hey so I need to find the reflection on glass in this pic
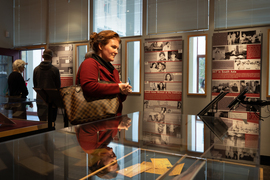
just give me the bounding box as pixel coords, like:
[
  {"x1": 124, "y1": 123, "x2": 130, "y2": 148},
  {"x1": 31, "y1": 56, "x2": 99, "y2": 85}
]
[
  {"x1": 188, "y1": 35, "x2": 207, "y2": 94},
  {"x1": 76, "y1": 115, "x2": 132, "y2": 178},
  {"x1": 187, "y1": 115, "x2": 204, "y2": 153},
  {"x1": 0, "y1": 55, "x2": 12, "y2": 97}
]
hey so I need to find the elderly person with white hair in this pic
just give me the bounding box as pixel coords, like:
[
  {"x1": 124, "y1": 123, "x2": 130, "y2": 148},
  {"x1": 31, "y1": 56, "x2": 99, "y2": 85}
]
[{"x1": 8, "y1": 59, "x2": 32, "y2": 119}]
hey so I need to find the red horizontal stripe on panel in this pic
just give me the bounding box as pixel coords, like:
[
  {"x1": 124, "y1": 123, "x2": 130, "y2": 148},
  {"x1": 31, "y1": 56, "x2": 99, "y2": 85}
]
[
  {"x1": 144, "y1": 91, "x2": 182, "y2": 101},
  {"x1": 212, "y1": 70, "x2": 260, "y2": 80},
  {"x1": 144, "y1": 81, "x2": 182, "y2": 83}
]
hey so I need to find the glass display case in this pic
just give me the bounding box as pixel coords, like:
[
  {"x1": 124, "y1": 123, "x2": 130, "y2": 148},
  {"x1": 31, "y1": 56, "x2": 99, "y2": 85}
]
[{"x1": 0, "y1": 112, "x2": 261, "y2": 179}]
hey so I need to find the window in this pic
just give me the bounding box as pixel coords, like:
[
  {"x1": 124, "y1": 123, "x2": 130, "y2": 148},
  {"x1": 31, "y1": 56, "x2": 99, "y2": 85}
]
[
  {"x1": 147, "y1": 0, "x2": 208, "y2": 34},
  {"x1": 126, "y1": 39, "x2": 141, "y2": 94},
  {"x1": 48, "y1": 0, "x2": 88, "y2": 43},
  {"x1": 187, "y1": 115, "x2": 204, "y2": 153},
  {"x1": 75, "y1": 43, "x2": 89, "y2": 75},
  {"x1": 215, "y1": 0, "x2": 270, "y2": 29},
  {"x1": 124, "y1": 111, "x2": 140, "y2": 144},
  {"x1": 14, "y1": 0, "x2": 47, "y2": 46},
  {"x1": 93, "y1": 0, "x2": 142, "y2": 37},
  {"x1": 188, "y1": 35, "x2": 207, "y2": 95}
]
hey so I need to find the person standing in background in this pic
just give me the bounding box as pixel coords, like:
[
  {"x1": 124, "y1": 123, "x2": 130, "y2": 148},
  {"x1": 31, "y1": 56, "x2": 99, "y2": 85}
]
[
  {"x1": 8, "y1": 59, "x2": 33, "y2": 119},
  {"x1": 33, "y1": 49, "x2": 61, "y2": 123}
]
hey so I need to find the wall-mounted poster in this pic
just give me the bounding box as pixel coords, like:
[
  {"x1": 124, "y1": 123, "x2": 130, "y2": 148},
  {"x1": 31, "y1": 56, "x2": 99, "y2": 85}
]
[
  {"x1": 49, "y1": 44, "x2": 74, "y2": 87},
  {"x1": 210, "y1": 30, "x2": 261, "y2": 162},
  {"x1": 143, "y1": 37, "x2": 183, "y2": 148}
]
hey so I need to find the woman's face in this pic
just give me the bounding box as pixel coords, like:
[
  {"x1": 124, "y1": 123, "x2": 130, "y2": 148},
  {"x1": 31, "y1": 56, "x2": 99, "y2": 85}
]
[
  {"x1": 19, "y1": 66, "x2": 25, "y2": 73},
  {"x1": 171, "y1": 54, "x2": 176, "y2": 59},
  {"x1": 100, "y1": 148, "x2": 117, "y2": 171},
  {"x1": 159, "y1": 54, "x2": 165, "y2": 59},
  {"x1": 99, "y1": 38, "x2": 119, "y2": 62},
  {"x1": 166, "y1": 74, "x2": 170, "y2": 79}
]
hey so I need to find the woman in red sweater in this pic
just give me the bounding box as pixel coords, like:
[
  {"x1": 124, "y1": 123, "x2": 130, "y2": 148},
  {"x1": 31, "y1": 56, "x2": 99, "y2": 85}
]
[{"x1": 76, "y1": 30, "x2": 132, "y2": 116}]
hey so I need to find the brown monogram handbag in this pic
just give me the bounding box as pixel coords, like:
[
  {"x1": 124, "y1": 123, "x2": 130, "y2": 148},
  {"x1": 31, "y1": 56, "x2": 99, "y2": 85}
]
[{"x1": 59, "y1": 65, "x2": 119, "y2": 125}]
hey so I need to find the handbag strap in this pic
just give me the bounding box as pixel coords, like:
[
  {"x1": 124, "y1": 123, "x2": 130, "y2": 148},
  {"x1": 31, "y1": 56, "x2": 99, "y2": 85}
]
[{"x1": 77, "y1": 61, "x2": 101, "y2": 85}]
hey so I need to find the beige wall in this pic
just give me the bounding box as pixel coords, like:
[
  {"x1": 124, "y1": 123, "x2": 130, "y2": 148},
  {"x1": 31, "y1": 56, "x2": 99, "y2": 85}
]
[{"x1": 0, "y1": 1, "x2": 13, "y2": 48}]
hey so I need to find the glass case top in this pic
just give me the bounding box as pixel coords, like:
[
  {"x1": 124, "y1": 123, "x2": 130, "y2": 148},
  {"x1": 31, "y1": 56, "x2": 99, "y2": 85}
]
[{"x1": 0, "y1": 111, "x2": 261, "y2": 180}]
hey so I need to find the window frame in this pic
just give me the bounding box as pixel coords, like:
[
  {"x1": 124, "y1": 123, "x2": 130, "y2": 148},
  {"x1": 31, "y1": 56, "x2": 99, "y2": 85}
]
[
  {"x1": 267, "y1": 29, "x2": 270, "y2": 97},
  {"x1": 74, "y1": 43, "x2": 89, "y2": 75},
  {"x1": 187, "y1": 34, "x2": 208, "y2": 96},
  {"x1": 125, "y1": 39, "x2": 142, "y2": 95}
]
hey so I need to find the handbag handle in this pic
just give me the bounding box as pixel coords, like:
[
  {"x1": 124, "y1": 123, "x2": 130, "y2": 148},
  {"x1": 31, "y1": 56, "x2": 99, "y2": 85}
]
[{"x1": 77, "y1": 61, "x2": 101, "y2": 85}]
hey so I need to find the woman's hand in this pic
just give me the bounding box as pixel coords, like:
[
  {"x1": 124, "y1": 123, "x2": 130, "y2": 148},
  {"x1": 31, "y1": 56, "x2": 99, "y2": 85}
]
[
  {"x1": 118, "y1": 116, "x2": 131, "y2": 130},
  {"x1": 119, "y1": 83, "x2": 132, "y2": 95}
]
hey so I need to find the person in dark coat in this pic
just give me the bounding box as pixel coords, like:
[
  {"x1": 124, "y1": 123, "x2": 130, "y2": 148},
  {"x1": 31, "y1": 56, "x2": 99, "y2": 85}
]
[
  {"x1": 8, "y1": 59, "x2": 33, "y2": 119},
  {"x1": 33, "y1": 49, "x2": 61, "y2": 122}
]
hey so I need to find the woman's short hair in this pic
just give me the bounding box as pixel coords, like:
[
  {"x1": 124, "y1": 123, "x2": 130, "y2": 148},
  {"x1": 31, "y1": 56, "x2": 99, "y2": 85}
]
[
  {"x1": 90, "y1": 30, "x2": 121, "y2": 53},
  {"x1": 13, "y1": 59, "x2": 26, "y2": 72}
]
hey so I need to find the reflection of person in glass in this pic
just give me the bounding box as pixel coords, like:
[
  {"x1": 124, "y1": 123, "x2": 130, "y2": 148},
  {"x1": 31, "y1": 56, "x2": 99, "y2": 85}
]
[
  {"x1": 158, "y1": 52, "x2": 166, "y2": 61},
  {"x1": 76, "y1": 116, "x2": 131, "y2": 179},
  {"x1": 164, "y1": 73, "x2": 173, "y2": 81}
]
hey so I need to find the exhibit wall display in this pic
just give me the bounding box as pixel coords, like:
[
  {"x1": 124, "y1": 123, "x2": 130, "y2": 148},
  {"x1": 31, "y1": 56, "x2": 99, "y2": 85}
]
[
  {"x1": 49, "y1": 44, "x2": 74, "y2": 87},
  {"x1": 210, "y1": 30, "x2": 262, "y2": 162},
  {"x1": 142, "y1": 37, "x2": 183, "y2": 148}
]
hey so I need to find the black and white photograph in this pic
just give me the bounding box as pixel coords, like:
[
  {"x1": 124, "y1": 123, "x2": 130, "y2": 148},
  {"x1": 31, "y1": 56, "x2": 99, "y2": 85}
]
[
  {"x1": 212, "y1": 46, "x2": 225, "y2": 60},
  {"x1": 162, "y1": 41, "x2": 171, "y2": 51},
  {"x1": 145, "y1": 61, "x2": 182, "y2": 73},
  {"x1": 235, "y1": 59, "x2": 260, "y2": 70},
  {"x1": 168, "y1": 51, "x2": 181, "y2": 61},
  {"x1": 225, "y1": 44, "x2": 247, "y2": 60},
  {"x1": 166, "y1": 124, "x2": 181, "y2": 138},
  {"x1": 148, "y1": 62, "x2": 166, "y2": 72},
  {"x1": 144, "y1": 41, "x2": 163, "y2": 52},
  {"x1": 239, "y1": 80, "x2": 261, "y2": 94},
  {"x1": 164, "y1": 73, "x2": 173, "y2": 81},
  {"x1": 227, "y1": 31, "x2": 240, "y2": 45},
  {"x1": 240, "y1": 30, "x2": 262, "y2": 44},
  {"x1": 157, "y1": 52, "x2": 167, "y2": 61}
]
